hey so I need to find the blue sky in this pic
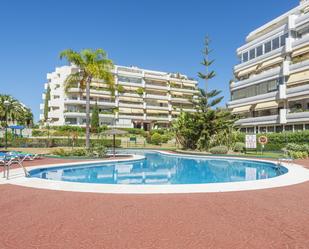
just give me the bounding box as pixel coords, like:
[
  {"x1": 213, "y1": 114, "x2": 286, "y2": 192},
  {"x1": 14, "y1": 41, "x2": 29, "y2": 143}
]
[{"x1": 0, "y1": 0, "x2": 297, "y2": 121}]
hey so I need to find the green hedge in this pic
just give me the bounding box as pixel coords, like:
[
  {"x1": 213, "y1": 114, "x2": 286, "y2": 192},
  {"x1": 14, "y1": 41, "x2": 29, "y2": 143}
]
[
  {"x1": 2, "y1": 138, "x2": 121, "y2": 148},
  {"x1": 234, "y1": 131, "x2": 309, "y2": 151}
]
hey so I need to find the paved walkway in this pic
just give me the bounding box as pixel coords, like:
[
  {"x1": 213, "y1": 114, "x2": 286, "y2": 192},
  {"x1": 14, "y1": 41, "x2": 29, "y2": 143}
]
[{"x1": 0, "y1": 157, "x2": 308, "y2": 249}]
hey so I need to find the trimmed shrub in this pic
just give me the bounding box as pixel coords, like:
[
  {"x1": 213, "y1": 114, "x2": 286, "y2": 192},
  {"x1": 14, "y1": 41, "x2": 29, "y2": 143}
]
[
  {"x1": 161, "y1": 134, "x2": 169, "y2": 143},
  {"x1": 5, "y1": 138, "x2": 121, "y2": 148},
  {"x1": 234, "y1": 142, "x2": 245, "y2": 152},
  {"x1": 209, "y1": 146, "x2": 228, "y2": 154},
  {"x1": 32, "y1": 129, "x2": 48, "y2": 137},
  {"x1": 150, "y1": 133, "x2": 162, "y2": 145}
]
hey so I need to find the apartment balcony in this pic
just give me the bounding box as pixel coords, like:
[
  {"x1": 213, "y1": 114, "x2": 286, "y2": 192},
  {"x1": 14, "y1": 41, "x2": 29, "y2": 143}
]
[
  {"x1": 144, "y1": 73, "x2": 169, "y2": 81},
  {"x1": 118, "y1": 102, "x2": 143, "y2": 109},
  {"x1": 287, "y1": 111, "x2": 309, "y2": 123},
  {"x1": 64, "y1": 112, "x2": 115, "y2": 118},
  {"x1": 295, "y1": 12, "x2": 309, "y2": 28},
  {"x1": 118, "y1": 114, "x2": 144, "y2": 120},
  {"x1": 176, "y1": 108, "x2": 196, "y2": 112},
  {"x1": 64, "y1": 99, "x2": 116, "y2": 107},
  {"x1": 146, "y1": 116, "x2": 169, "y2": 121},
  {"x1": 231, "y1": 67, "x2": 281, "y2": 90},
  {"x1": 287, "y1": 84, "x2": 309, "y2": 98},
  {"x1": 169, "y1": 87, "x2": 197, "y2": 94},
  {"x1": 48, "y1": 99, "x2": 61, "y2": 107},
  {"x1": 117, "y1": 67, "x2": 142, "y2": 77},
  {"x1": 170, "y1": 96, "x2": 192, "y2": 104},
  {"x1": 118, "y1": 81, "x2": 143, "y2": 88},
  {"x1": 145, "y1": 83, "x2": 168, "y2": 90},
  {"x1": 146, "y1": 104, "x2": 169, "y2": 111},
  {"x1": 292, "y1": 35, "x2": 309, "y2": 50},
  {"x1": 145, "y1": 94, "x2": 169, "y2": 100},
  {"x1": 48, "y1": 111, "x2": 62, "y2": 119},
  {"x1": 228, "y1": 91, "x2": 278, "y2": 108},
  {"x1": 290, "y1": 59, "x2": 309, "y2": 73},
  {"x1": 120, "y1": 92, "x2": 140, "y2": 98},
  {"x1": 235, "y1": 115, "x2": 279, "y2": 126},
  {"x1": 67, "y1": 87, "x2": 111, "y2": 96},
  {"x1": 234, "y1": 47, "x2": 285, "y2": 72}
]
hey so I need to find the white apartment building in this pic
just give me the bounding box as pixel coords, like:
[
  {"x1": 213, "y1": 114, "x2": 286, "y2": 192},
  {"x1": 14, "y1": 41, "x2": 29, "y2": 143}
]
[
  {"x1": 229, "y1": 0, "x2": 309, "y2": 133},
  {"x1": 39, "y1": 65, "x2": 198, "y2": 130}
]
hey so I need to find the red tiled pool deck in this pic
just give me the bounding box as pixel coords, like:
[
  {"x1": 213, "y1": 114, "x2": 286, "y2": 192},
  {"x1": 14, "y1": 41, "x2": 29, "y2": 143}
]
[{"x1": 0, "y1": 158, "x2": 309, "y2": 249}]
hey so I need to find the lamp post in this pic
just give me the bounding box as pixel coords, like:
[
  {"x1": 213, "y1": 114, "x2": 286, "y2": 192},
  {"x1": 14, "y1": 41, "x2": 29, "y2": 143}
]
[{"x1": 4, "y1": 100, "x2": 10, "y2": 150}]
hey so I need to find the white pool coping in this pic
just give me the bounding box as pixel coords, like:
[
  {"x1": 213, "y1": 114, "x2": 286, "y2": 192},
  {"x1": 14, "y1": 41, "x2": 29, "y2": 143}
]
[{"x1": 1, "y1": 151, "x2": 309, "y2": 194}]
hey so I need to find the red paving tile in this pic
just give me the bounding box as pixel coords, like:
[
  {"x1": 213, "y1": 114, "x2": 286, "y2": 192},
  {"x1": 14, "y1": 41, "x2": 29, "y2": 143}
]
[{"x1": 0, "y1": 157, "x2": 308, "y2": 249}]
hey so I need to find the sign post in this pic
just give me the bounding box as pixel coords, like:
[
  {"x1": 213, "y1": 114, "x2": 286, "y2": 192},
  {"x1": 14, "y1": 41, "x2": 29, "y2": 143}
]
[
  {"x1": 258, "y1": 136, "x2": 268, "y2": 155},
  {"x1": 245, "y1": 135, "x2": 257, "y2": 153}
]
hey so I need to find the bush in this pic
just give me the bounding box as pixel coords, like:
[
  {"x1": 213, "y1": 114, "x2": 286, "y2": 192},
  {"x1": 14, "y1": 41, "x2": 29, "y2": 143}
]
[
  {"x1": 234, "y1": 131, "x2": 309, "y2": 151},
  {"x1": 120, "y1": 128, "x2": 145, "y2": 136},
  {"x1": 234, "y1": 142, "x2": 245, "y2": 152},
  {"x1": 288, "y1": 151, "x2": 308, "y2": 159},
  {"x1": 32, "y1": 129, "x2": 48, "y2": 137},
  {"x1": 52, "y1": 145, "x2": 107, "y2": 158},
  {"x1": 4, "y1": 137, "x2": 121, "y2": 148},
  {"x1": 150, "y1": 133, "x2": 162, "y2": 145},
  {"x1": 161, "y1": 134, "x2": 169, "y2": 143},
  {"x1": 209, "y1": 146, "x2": 228, "y2": 154}
]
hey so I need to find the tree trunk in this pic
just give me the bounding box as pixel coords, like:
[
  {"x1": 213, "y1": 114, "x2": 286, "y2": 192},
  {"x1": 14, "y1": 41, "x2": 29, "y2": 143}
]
[{"x1": 85, "y1": 77, "x2": 92, "y2": 149}]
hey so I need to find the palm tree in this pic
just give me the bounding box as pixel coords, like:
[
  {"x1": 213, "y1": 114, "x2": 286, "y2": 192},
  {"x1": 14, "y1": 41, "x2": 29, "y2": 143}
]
[
  {"x1": 60, "y1": 48, "x2": 114, "y2": 148},
  {"x1": 0, "y1": 95, "x2": 33, "y2": 127}
]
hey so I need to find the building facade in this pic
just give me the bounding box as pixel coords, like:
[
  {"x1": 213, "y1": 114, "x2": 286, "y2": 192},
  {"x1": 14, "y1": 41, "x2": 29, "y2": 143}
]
[
  {"x1": 229, "y1": 0, "x2": 309, "y2": 133},
  {"x1": 40, "y1": 65, "x2": 198, "y2": 130}
]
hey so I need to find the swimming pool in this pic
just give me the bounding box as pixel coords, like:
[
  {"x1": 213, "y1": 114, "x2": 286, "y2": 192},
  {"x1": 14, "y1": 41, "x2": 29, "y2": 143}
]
[{"x1": 29, "y1": 151, "x2": 288, "y2": 185}]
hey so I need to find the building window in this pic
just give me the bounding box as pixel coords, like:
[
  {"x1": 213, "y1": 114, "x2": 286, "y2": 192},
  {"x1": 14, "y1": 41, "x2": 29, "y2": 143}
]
[
  {"x1": 275, "y1": 126, "x2": 283, "y2": 133},
  {"x1": 267, "y1": 126, "x2": 275, "y2": 133},
  {"x1": 259, "y1": 127, "x2": 267, "y2": 133},
  {"x1": 242, "y1": 52, "x2": 249, "y2": 62},
  {"x1": 256, "y1": 45, "x2": 263, "y2": 57},
  {"x1": 247, "y1": 127, "x2": 254, "y2": 133},
  {"x1": 272, "y1": 37, "x2": 280, "y2": 50},
  {"x1": 294, "y1": 124, "x2": 304, "y2": 131},
  {"x1": 265, "y1": 41, "x2": 272, "y2": 53},
  {"x1": 305, "y1": 124, "x2": 309, "y2": 130},
  {"x1": 285, "y1": 125, "x2": 293, "y2": 131},
  {"x1": 249, "y1": 48, "x2": 256, "y2": 60},
  {"x1": 280, "y1": 33, "x2": 288, "y2": 46}
]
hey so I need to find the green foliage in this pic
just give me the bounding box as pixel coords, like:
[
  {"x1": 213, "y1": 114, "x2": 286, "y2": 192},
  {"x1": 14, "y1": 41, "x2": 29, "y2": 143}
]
[
  {"x1": 288, "y1": 151, "x2": 308, "y2": 159},
  {"x1": 52, "y1": 144, "x2": 107, "y2": 158},
  {"x1": 44, "y1": 85, "x2": 51, "y2": 121},
  {"x1": 32, "y1": 129, "x2": 48, "y2": 137},
  {"x1": 4, "y1": 137, "x2": 121, "y2": 148},
  {"x1": 120, "y1": 128, "x2": 145, "y2": 136},
  {"x1": 60, "y1": 48, "x2": 114, "y2": 147},
  {"x1": 136, "y1": 87, "x2": 144, "y2": 95},
  {"x1": 150, "y1": 133, "x2": 162, "y2": 145},
  {"x1": 91, "y1": 102, "x2": 100, "y2": 133},
  {"x1": 0, "y1": 94, "x2": 33, "y2": 127},
  {"x1": 233, "y1": 131, "x2": 309, "y2": 151},
  {"x1": 161, "y1": 134, "x2": 170, "y2": 143},
  {"x1": 117, "y1": 85, "x2": 125, "y2": 93},
  {"x1": 209, "y1": 146, "x2": 228, "y2": 154},
  {"x1": 234, "y1": 142, "x2": 245, "y2": 152}
]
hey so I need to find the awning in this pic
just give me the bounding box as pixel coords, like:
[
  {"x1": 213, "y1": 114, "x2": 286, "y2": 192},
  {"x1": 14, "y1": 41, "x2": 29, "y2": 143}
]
[
  {"x1": 254, "y1": 101, "x2": 278, "y2": 111},
  {"x1": 288, "y1": 95, "x2": 309, "y2": 101},
  {"x1": 287, "y1": 70, "x2": 309, "y2": 85},
  {"x1": 236, "y1": 65, "x2": 257, "y2": 77},
  {"x1": 260, "y1": 57, "x2": 283, "y2": 69},
  {"x1": 231, "y1": 105, "x2": 251, "y2": 113},
  {"x1": 292, "y1": 45, "x2": 309, "y2": 57}
]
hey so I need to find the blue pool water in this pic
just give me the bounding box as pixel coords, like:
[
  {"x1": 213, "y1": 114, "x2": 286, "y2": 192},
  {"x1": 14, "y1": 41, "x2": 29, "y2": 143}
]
[{"x1": 29, "y1": 151, "x2": 288, "y2": 185}]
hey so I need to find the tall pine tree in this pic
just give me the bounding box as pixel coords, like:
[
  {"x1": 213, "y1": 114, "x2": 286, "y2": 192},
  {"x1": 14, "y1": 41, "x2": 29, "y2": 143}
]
[{"x1": 198, "y1": 36, "x2": 216, "y2": 93}]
